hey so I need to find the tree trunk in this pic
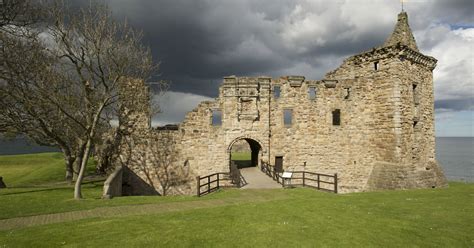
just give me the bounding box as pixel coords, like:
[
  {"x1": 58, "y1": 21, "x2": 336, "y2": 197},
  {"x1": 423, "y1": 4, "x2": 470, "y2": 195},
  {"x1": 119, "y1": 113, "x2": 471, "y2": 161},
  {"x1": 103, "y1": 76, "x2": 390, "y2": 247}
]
[
  {"x1": 74, "y1": 99, "x2": 107, "y2": 199},
  {"x1": 65, "y1": 157, "x2": 74, "y2": 183},
  {"x1": 74, "y1": 138, "x2": 92, "y2": 199},
  {"x1": 60, "y1": 148, "x2": 75, "y2": 183},
  {"x1": 72, "y1": 156, "x2": 82, "y2": 181}
]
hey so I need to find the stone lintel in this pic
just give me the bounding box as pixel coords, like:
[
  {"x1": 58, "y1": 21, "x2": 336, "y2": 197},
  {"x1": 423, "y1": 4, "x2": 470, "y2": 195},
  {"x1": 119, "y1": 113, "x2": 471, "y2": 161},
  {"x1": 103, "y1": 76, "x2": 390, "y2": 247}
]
[
  {"x1": 287, "y1": 75, "x2": 305, "y2": 87},
  {"x1": 323, "y1": 80, "x2": 338, "y2": 88},
  {"x1": 223, "y1": 75, "x2": 237, "y2": 84},
  {"x1": 258, "y1": 76, "x2": 272, "y2": 82}
]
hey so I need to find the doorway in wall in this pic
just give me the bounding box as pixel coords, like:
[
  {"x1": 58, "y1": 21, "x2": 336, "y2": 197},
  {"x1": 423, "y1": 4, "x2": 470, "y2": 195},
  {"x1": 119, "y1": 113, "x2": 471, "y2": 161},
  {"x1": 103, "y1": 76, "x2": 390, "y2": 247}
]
[
  {"x1": 229, "y1": 138, "x2": 262, "y2": 169},
  {"x1": 275, "y1": 156, "x2": 283, "y2": 173}
]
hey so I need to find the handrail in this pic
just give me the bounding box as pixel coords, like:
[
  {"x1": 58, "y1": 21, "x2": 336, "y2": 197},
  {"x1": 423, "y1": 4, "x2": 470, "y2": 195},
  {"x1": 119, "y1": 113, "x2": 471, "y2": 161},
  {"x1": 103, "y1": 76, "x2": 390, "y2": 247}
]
[
  {"x1": 196, "y1": 170, "x2": 243, "y2": 197},
  {"x1": 260, "y1": 161, "x2": 338, "y2": 193}
]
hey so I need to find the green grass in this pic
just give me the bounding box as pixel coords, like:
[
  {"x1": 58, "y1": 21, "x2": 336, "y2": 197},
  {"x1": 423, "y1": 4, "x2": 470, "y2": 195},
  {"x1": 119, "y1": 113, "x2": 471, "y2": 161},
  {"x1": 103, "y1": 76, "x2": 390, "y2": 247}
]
[
  {"x1": 0, "y1": 153, "x2": 234, "y2": 219},
  {"x1": 0, "y1": 153, "x2": 65, "y2": 187},
  {"x1": 0, "y1": 153, "x2": 473, "y2": 247},
  {"x1": 0, "y1": 152, "x2": 96, "y2": 187},
  {"x1": 0, "y1": 184, "x2": 473, "y2": 247},
  {"x1": 231, "y1": 152, "x2": 251, "y2": 161}
]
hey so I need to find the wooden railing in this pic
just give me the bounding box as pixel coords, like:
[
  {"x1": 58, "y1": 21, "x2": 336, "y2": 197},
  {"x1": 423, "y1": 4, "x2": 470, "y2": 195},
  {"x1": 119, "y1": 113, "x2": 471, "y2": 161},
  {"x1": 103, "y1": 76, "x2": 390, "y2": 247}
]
[
  {"x1": 261, "y1": 162, "x2": 283, "y2": 184},
  {"x1": 261, "y1": 161, "x2": 338, "y2": 193},
  {"x1": 284, "y1": 171, "x2": 338, "y2": 193},
  {"x1": 196, "y1": 169, "x2": 243, "y2": 197}
]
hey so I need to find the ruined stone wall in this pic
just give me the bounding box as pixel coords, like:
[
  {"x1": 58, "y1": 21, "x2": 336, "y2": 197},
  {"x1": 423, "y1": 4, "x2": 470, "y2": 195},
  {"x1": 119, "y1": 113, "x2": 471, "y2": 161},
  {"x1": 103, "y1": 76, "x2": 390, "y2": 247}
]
[
  {"x1": 119, "y1": 129, "x2": 193, "y2": 196},
  {"x1": 115, "y1": 12, "x2": 447, "y2": 195},
  {"x1": 231, "y1": 140, "x2": 251, "y2": 152},
  {"x1": 114, "y1": 79, "x2": 194, "y2": 196},
  {"x1": 265, "y1": 76, "x2": 376, "y2": 192},
  {"x1": 176, "y1": 77, "x2": 271, "y2": 182},
  {"x1": 118, "y1": 78, "x2": 151, "y2": 132}
]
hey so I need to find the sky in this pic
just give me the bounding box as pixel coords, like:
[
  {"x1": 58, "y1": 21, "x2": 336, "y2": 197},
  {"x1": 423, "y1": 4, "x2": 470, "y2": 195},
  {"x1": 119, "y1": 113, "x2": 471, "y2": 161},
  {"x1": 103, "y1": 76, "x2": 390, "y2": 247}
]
[{"x1": 98, "y1": 0, "x2": 473, "y2": 137}]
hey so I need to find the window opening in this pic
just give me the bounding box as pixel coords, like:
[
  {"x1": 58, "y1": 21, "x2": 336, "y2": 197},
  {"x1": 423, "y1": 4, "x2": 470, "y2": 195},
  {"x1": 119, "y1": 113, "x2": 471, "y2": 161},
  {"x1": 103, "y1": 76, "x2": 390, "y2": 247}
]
[
  {"x1": 374, "y1": 61, "x2": 379, "y2": 71},
  {"x1": 309, "y1": 87, "x2": 316, "y2": 100},
  {"x1": 212, "y1": 109, "x2": 222, "y2": 126},
  {"x1": 412, "y1": 83, "x2": 419, "y2": 105},
  {"x1": 332, "y1": 109, "x2": 341, "y2": 126},
  {"x1": 273, "y1": 86, "x2": 280, "y2": 99},
  {"x1": 344, "y1": 88, "x2": 351, "y2": 100},
  {"x1": 284, "y1": 109, "x2": 292, "y2": 126}
]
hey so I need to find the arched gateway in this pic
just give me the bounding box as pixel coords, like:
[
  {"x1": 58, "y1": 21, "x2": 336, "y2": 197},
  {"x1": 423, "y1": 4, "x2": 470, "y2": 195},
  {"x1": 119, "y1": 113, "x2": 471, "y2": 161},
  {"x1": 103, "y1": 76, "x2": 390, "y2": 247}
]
[
  {"x1": 114, "y1": 11, "x2": 447, "y2": 196},
  {"x1": 227, "y1": 137, "x2": 265, "y2": 169}
]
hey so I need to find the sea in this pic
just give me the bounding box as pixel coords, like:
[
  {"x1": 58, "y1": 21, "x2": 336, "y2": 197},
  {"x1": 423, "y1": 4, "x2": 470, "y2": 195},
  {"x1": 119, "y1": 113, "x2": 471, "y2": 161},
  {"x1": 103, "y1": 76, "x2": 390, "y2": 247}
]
[{"x1": 0, "y1": 137, "x2": 472, "y2": 182}]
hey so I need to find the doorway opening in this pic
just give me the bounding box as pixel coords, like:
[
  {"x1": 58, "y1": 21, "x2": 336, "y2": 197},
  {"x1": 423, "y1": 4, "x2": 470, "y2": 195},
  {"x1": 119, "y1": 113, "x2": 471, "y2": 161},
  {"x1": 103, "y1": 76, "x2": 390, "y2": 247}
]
[{"x1": 229, "y1": 138, "x2": 262, "y2": 169}]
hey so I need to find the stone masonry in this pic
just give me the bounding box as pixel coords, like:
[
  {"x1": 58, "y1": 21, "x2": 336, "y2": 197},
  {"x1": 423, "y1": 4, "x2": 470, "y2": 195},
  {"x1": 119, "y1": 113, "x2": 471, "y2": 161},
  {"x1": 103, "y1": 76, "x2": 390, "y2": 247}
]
[{"x1": 116, "y1": 11, "x2": 447, "y2": 195}]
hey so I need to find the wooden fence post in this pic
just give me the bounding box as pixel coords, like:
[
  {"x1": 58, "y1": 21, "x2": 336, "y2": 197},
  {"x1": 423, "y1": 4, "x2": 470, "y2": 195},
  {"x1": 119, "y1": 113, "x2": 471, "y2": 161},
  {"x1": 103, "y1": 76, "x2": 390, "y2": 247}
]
[
  {"x1": 208, "y1": 176, "x2": 211, "y2": 194},
  {"x1": 237, "y1": 172, "x2": 241, "y2": 188},
  {"x1": 303, "y1": 171, "x2": 305, "y2": 187},
  {"x1": 196, "y1": 176, "x2": 201, "y2": 197},
  {"x1": 334, "y1": 173, "x2": 338, "y2": 193},
  {"x1": 317, "y1": 174, "x2": 320, "y2": 190}
]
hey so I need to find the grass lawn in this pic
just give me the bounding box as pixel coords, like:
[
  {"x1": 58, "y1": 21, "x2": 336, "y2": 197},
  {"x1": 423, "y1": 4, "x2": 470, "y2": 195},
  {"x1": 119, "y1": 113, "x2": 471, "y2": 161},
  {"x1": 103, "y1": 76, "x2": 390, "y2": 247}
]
[
  {"x1": 0, "y1": 153, "x2": 66, "y2": 187},
  {"x1": 0, "y1": 153, "x2": 205, "y2": 219},
  {"x1": 0, "y1": 153, "x2": 473, "y2": 247},
  {"x1": 0, "y1": 152, "x2": 96, "y2": 187},
  {"x1": 231, "y1": 151, "x2": 251, "y2": 161},
  {"x1": 231, "y1": 152, "x2": 252, "y2": 168}
]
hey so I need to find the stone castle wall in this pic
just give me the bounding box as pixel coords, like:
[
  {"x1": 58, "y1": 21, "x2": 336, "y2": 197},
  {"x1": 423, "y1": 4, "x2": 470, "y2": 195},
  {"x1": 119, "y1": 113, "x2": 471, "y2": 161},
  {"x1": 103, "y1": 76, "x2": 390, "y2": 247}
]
[{"x1": 114, "y1": 12, "x2": 447, "y2": 195}]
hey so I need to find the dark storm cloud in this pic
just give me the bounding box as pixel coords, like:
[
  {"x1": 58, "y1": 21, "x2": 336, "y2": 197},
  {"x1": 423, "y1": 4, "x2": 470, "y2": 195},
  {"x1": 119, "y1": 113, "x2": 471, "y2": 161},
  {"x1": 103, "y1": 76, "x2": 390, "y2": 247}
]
[
  {"x1": 70, "y1": 0, "x2": 473, "y2": 107},
  {"x1": 101, "y1": 0, "x2": 400, "y2": 96}
]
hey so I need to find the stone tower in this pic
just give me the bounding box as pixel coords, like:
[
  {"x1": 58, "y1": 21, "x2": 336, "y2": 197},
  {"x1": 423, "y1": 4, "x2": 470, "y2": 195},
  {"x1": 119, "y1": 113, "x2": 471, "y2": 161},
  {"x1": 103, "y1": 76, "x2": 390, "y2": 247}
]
[
  {"x1": 325, "y1": 11, "x2": 446, "y2": 190},
  {"x1": 117, "y1": 11, "x2": 447, "y2": 195},
  {"x1": 384, "y1": 12, "x2": 419, "y2": 51}
]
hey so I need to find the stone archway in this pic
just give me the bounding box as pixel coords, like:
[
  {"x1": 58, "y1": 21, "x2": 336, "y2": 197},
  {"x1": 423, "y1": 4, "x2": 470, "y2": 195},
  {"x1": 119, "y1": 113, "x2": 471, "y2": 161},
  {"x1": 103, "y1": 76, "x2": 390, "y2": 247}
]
[{"x1": 228, "y1": 137, "x2": 263, "y2": 169}]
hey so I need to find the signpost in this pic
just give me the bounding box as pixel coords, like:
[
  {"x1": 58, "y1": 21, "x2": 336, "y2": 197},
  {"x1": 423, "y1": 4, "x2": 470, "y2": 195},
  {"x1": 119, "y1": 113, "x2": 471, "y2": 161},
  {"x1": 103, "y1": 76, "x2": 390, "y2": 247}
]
[{"x1": 282, "y1": 172, "x2": 293, "y2": 187}]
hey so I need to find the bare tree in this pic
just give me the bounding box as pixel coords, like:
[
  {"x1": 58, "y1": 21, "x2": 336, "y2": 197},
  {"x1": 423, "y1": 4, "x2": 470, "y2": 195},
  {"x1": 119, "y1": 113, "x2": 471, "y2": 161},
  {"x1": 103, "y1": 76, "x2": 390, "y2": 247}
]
[
  {"x1": 46, "y1": 3, "x2": 157, "y2": 199},
  {"x1": 0, "y1": 13, "x2": 84, "y2": 182},
  {"x1": 118, "y1": 132, "x2": 191, "y2": 196},
  {"x1": 0, "y1": 2, "x2": 158, "y2": 199},
  {"x1": 0, "y1": 0, "x2": 44, "y2": 29}
]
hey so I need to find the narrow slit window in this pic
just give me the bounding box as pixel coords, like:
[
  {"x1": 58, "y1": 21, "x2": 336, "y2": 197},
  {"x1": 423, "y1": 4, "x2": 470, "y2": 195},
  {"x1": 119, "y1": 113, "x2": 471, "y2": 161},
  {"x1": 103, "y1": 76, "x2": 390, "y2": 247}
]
[
  {"x1": 273, "y1": 86, "x2": 280, "y2": 99},
  {"x1": 284, "y1": 109, "x2": 292, "y2": 126},
  {"x1": 212, "y1": 109, "x2": 222, "y2": 126},
  {"x1": 332, "y1": 109, "x2": 341, "y2": 126},
  {"x1": 374, "y1": 61, "x2": 379, "y2": 71},
  {"x1": 309, "y1": 87, "x2": 316, "y2": 100},
  {"x1": 344, "y1": 87, "x2": 351, "y2": 100},
  {"x1": 412, "y1": 83, "x2": 419, "y2": 105}
]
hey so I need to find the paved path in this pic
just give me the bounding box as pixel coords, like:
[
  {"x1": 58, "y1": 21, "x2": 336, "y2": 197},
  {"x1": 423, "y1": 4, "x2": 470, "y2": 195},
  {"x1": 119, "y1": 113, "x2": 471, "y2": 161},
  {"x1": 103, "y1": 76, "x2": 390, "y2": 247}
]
[
  {"x1": 0, "y1": 168, "x2": 283, "y2": 231},
  {"x1": 240, "y1": 167, "x2": 282, "y2": 189},
  {"x1": 0, "y1": 190, "x2": 287, "y2": 231}
]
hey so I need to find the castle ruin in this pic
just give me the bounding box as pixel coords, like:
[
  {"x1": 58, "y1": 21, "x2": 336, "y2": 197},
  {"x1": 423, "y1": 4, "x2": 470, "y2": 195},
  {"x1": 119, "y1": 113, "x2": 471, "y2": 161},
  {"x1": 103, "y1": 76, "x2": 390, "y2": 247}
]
[{"x1": 110, "y1": 11, "x2": 447, "y2": 196}]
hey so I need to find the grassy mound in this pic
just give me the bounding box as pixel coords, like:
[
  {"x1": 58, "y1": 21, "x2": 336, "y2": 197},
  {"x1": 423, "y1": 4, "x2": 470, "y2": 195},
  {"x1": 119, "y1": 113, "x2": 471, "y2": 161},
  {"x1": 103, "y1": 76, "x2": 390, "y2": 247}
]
[{"x1": 0, "y1": 153, "x2": 65, "y2": 187}]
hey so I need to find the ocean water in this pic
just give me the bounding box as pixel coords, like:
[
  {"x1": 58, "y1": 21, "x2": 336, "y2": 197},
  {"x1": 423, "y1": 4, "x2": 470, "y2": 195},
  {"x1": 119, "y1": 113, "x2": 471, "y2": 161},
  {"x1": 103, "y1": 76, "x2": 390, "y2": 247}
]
[
  {"x1": 435, "y1": 137, "x2": 474, "y2": 182},
  {"x1": 0, "y1": 137, "x2": 472, "y2": 182},
  {"x1": 0, "y1": 137, "x2": 59, "y2": 155}
]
